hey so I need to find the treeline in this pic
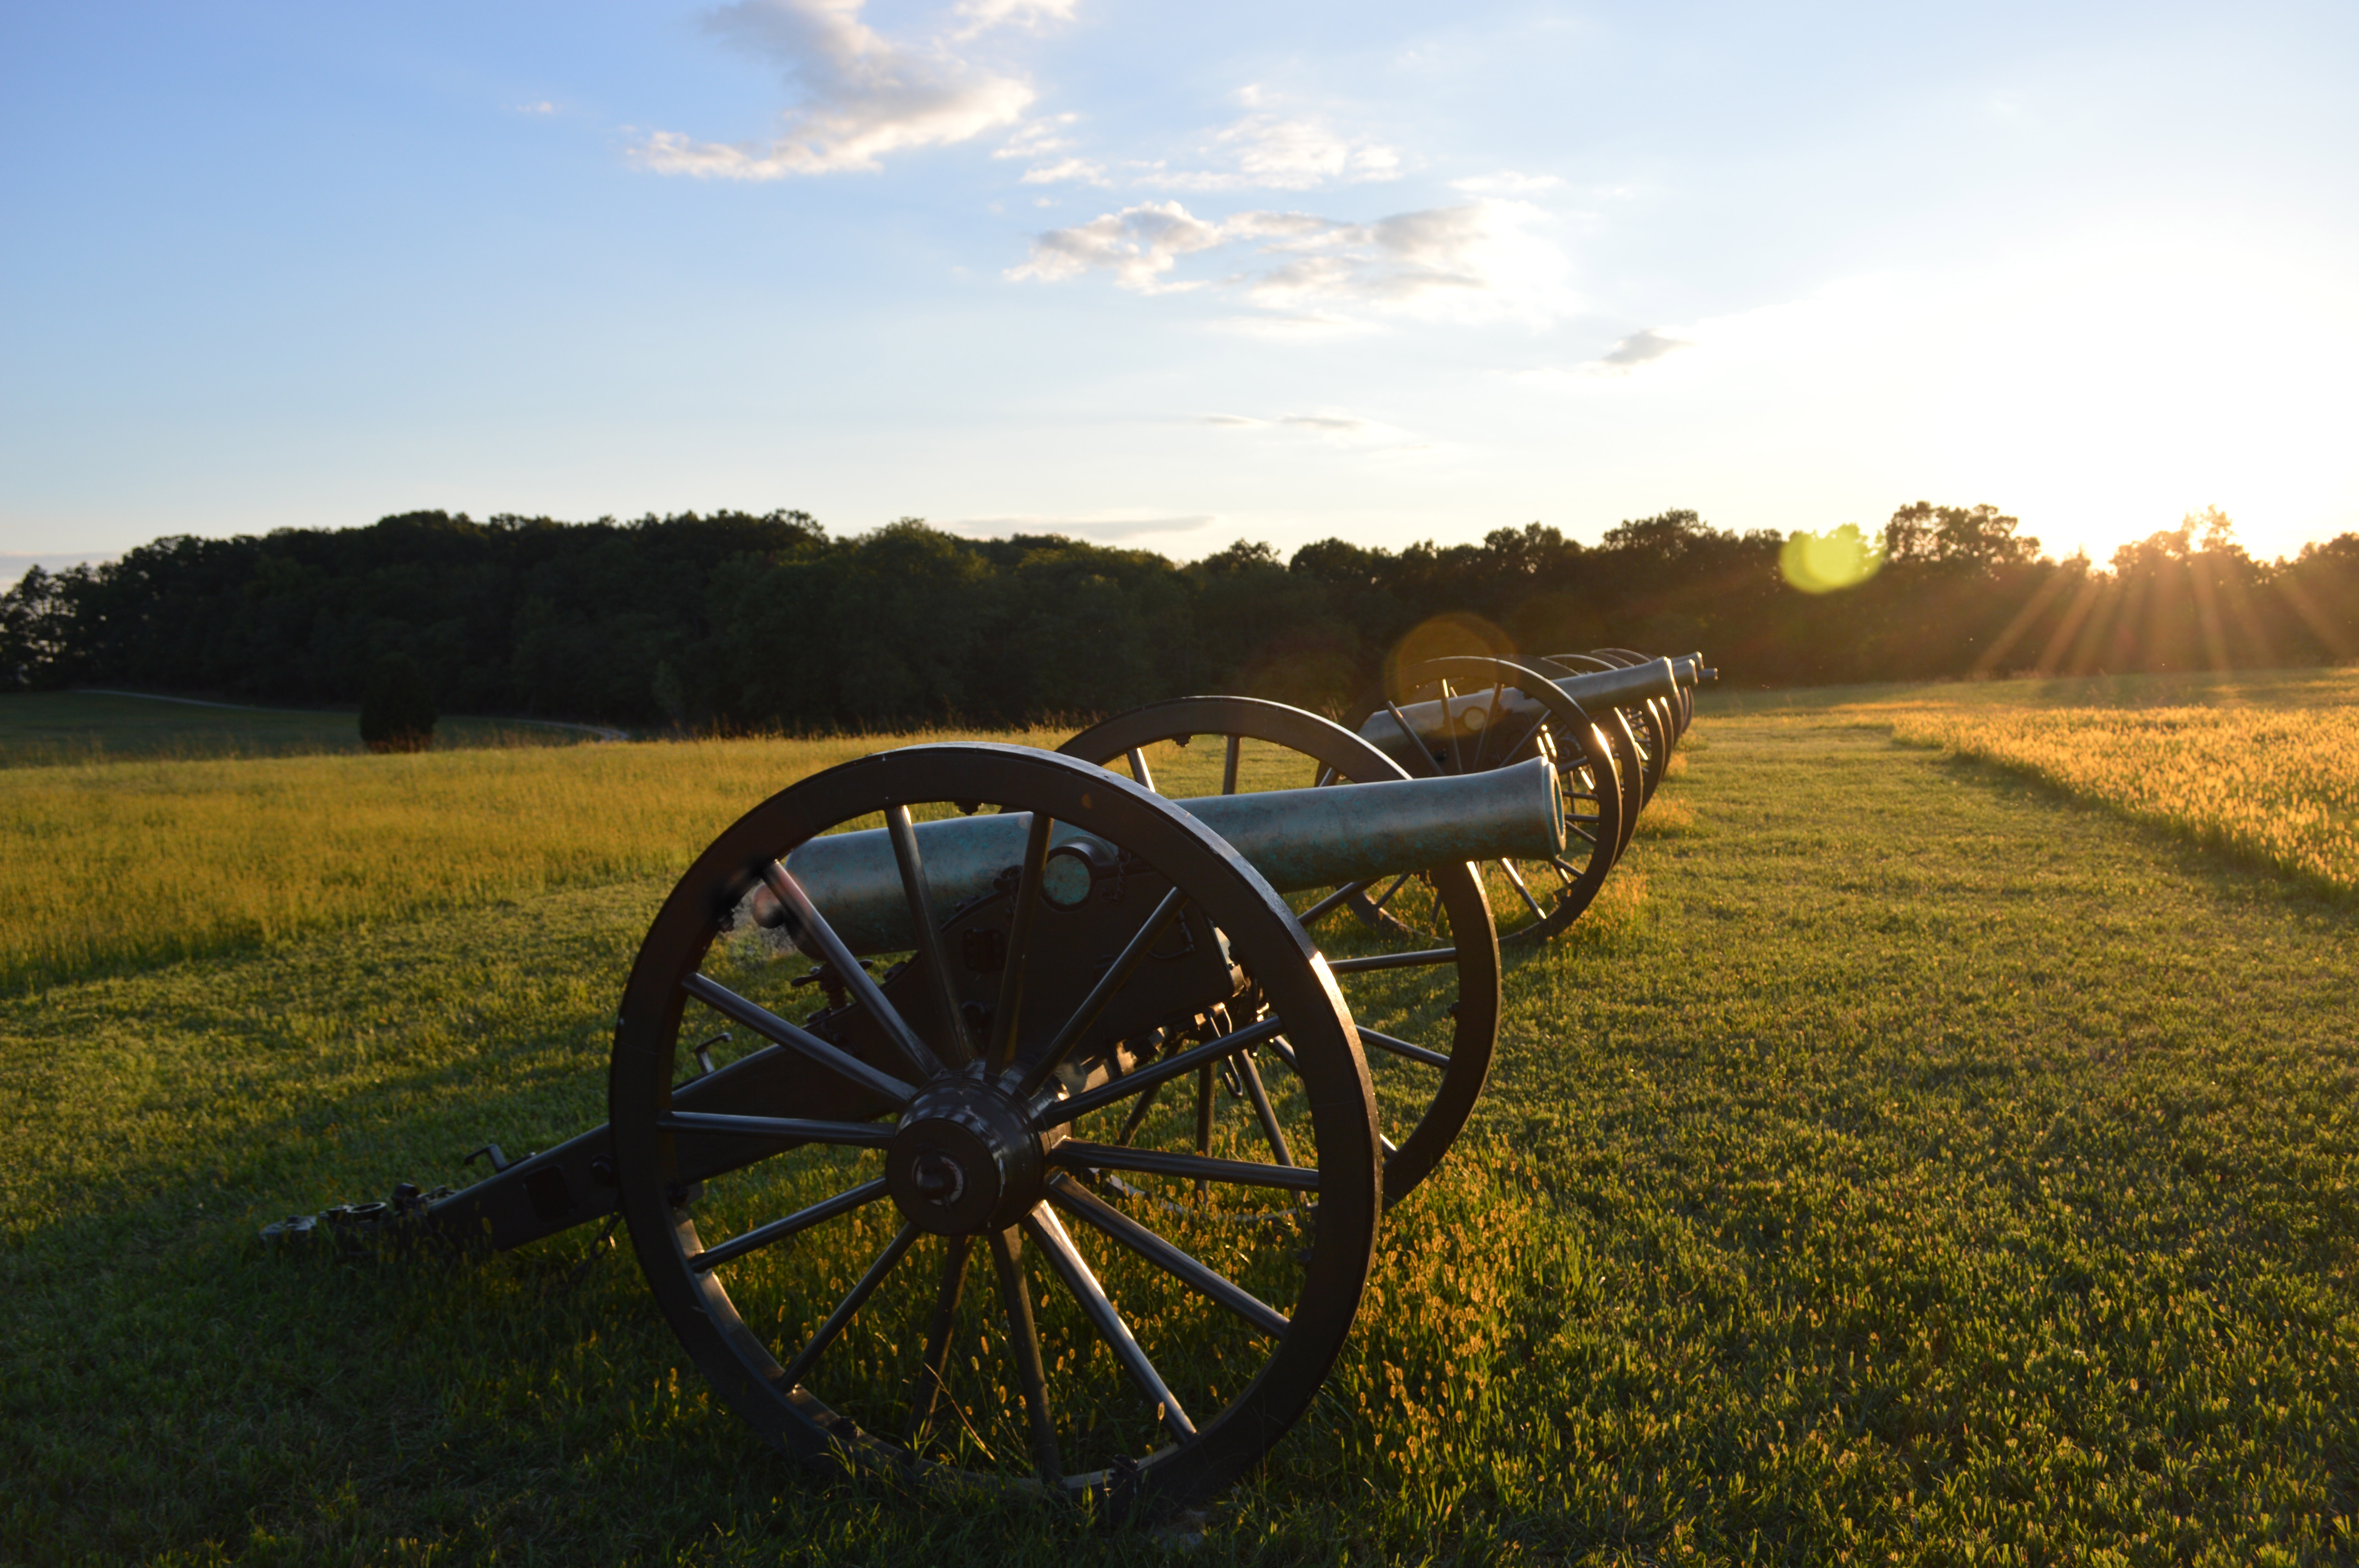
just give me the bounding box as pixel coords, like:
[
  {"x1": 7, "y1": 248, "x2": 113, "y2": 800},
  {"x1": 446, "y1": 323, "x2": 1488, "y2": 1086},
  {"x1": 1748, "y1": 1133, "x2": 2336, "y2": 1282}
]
[{"x1": 2, "y1": 504, "x2": 2353, "y2": 730}]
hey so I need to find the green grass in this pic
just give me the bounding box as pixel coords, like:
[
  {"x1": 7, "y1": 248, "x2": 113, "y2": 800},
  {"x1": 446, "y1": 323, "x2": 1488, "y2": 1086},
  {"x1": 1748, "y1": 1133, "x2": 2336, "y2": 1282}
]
[
  {"x1": 0, "y1": 723, "x2": 1072, "y2": 995},
  {"x1": 4, "y1": 701, "x2": 2354, "y2": 1564},
  {"x1": 0, "y1": 690, "x2": 607, "y2": 766}
]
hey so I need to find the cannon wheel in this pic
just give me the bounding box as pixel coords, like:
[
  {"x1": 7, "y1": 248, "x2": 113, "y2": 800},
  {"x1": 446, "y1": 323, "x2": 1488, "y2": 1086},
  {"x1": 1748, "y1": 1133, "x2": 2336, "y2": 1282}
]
[
  {"x1": 1601, "y1": 649, "x2": 1697, "y2": 740},
  {"x1": 611, "y1": 744, "x2": 1381, "y2": 1518},
  {"x1": 1543, "y1": 651, "x2": 1670, "y2": 817},
  {"x1": 1060, "y1": 696, "x2": 1501, "y2": 1209},
  {"x1": 1587, "y1": 647, "x2": 1684, "y2": 747},
  {"x1": 1352, "y1": 657, "x2": 1626, "y2": 947}
]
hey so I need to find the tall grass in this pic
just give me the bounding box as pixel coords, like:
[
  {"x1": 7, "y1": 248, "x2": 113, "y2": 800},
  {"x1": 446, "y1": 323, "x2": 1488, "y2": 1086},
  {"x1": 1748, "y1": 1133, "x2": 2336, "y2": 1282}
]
[
  {"x1": 1800, "y1": 669, "x2": 2359, "y2": 895},
  {"x1": 1881, "y1": 704, "x2": 2359, "y2": 893},
  {"x1": 4, "y1": 728, "x2": 1067, "y2": 993}
]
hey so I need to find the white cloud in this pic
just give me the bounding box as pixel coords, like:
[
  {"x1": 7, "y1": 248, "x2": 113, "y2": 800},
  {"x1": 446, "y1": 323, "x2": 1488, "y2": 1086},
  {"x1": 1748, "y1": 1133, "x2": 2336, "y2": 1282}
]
[
  {"x1": 998, "y1": 85, "x2": 1404, "y2": 193},
  {"x1": 511, "y1": 100, "x2": 560, "y2": 116},
  {"x1": 993, "y1": 114, "x2": 1077, "y2": 158},
  {"x1": 1198, "y1": 409, "x2": 1432, "y2": 453},
  {"x1": 1591, "y1": 328, "x2": 1690, "y2": 369},
  {"x1": 1158, "y1": 113, "x2": 1402, "y2": 191},
  {"x1": 1019, "y1": 156, "x2": 1107, "y2": 185},
  {"x1": 1012, "y1": 197, "x2": 1576, "y2": 324},
  {"x1": 1007, "y1": 200, "x2": 1229, "y2": 291},
  {"x1": 952, "y1": 0, "x2": 1078, "y2": 35},
  {"x1": 631, "y1": 0, "x2": 1051, "y2": 179}
]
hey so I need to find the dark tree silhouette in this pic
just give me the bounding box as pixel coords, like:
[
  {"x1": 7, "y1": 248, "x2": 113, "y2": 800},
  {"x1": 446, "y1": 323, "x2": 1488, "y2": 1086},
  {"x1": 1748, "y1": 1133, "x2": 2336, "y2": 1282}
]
[{"x1": 1, "y1": 503, "x2": 2351, "y2": 728}]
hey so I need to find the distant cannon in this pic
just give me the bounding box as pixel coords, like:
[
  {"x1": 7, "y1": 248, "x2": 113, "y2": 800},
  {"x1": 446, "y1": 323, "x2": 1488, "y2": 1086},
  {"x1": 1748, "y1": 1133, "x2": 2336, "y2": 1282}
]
[
  {"x1": 1345, "y1": 649, "x2": 1716, "y2": 943},
  {"x1": 276, "y1": 742, "x2": 1563, "y2": 1518}
]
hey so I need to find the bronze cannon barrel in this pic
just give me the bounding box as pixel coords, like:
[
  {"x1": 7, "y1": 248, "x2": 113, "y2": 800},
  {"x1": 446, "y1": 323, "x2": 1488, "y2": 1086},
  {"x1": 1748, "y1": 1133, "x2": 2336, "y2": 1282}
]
[
  {"x1": 772, "y1": 755, "x2": 1567, "y2": 957},
  {"x1": 1670, "y1": 653, "x2": 1718, "y2": 687},
  {"x1": 1354, "y1": 656, "x2": 1679, "y2": 771}
]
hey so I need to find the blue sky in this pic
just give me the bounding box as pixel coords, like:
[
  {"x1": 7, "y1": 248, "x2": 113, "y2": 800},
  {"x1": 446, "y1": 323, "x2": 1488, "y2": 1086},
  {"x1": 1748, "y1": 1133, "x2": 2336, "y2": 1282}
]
[{"x1": 4, "y1": 0, "x2": 2355, "y2": 578}]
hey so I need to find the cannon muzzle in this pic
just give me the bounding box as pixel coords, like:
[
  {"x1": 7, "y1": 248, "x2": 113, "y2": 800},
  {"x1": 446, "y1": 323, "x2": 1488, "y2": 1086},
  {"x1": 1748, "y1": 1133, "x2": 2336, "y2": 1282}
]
[
  {"x1": 771, "y1": 755, "x2": 1566, "y2": 957},
  {"x1": 1671, "y1": 654, "x2": 1719, "y2": 688}
]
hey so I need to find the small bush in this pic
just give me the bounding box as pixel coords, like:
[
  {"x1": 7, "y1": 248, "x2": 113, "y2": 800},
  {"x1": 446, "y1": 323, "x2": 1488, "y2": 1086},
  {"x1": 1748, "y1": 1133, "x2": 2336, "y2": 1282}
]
[{"x1": 359, "y1": 653, "x2": 436, "y2": 753}]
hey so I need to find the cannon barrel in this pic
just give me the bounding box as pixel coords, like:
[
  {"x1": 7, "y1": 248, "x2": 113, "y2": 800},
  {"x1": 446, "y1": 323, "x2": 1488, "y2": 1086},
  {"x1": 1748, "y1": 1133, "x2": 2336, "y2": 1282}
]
[
  {"x1": 1355, "y1": 656, "x2": 1679, "y2": 770},
  {"x1": 774, "y1": 755, "x2": 1566, "y2": 957},
  {"x1": 1670, "y1": 653, "x2": 1719, "y2": 688}
]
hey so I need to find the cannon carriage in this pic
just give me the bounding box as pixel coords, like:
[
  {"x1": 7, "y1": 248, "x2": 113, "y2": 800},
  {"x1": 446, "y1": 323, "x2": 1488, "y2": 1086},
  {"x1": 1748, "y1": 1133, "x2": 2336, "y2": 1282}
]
[
  {"x1": 274, "y1": 650, "x2": 1708, "y2": 1519},
  {"x1": 1344, "y1": 650, "x2": 1716, "y2": 943}
]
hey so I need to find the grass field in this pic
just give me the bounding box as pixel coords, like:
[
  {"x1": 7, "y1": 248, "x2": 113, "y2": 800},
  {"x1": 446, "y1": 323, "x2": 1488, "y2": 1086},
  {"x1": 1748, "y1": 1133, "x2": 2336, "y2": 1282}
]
[
  {"x1": 4, "y1": 684, "x2": 2354, "y2": 1564},
  {"x1": 0, "y1": 719, "x2": 1072, "y2": 995},
  {"x1": 0, "y1": 691, "x2": 615, "y2": 768},
  {"x1": 1714, "y1": 668, "x2": 2359, "y2": 898}
]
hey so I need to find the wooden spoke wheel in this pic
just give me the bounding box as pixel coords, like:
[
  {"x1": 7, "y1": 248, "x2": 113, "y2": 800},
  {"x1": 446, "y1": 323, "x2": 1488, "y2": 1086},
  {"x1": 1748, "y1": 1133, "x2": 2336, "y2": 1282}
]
[
  {"x1": 1593, "y1": 648, "x2": 1698, "y2": 740},
  {"x1": 1350, "y1": 657, "x2": 1626, "y2": 947},
  {"x1": 610, "y1": 744, "x2": 1382, "y2": 1518},
  {"x1": 1543, "y1": 651, "x2": 1670, "y2": 818},
  {"x1": 1060, "y1": 696, "x2": 1502, "y2": 1209},
  {"x1": 1586, "y1": 647, "x2": 1688, "y2": 766}
]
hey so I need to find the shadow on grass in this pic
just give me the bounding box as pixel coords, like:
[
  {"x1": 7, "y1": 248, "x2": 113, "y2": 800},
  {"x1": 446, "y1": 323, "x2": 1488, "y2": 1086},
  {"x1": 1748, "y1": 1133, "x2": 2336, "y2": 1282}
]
[{"x1": 1915, "y1": 741, "x2": 2359, "y2": 919}]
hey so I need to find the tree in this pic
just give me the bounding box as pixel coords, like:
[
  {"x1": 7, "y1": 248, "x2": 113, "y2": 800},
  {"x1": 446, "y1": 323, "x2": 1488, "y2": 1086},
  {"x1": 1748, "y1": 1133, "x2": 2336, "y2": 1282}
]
[
  {"x1": 360, "y1": 652, "x2": 436, "y2": 752},
  {"x1": 0, "y1": 566, "x2": 65, "y2": 690},
  {"x1": 1884, "y1": 502, "x2": 2041, "y2": 571}
]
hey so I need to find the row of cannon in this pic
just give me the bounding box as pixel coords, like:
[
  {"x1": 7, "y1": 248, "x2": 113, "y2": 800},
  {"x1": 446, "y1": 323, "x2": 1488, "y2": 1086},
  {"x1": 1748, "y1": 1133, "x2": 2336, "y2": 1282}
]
[{"x1": 283, "y1": 646, "x2": 1715, "y2": 1519}]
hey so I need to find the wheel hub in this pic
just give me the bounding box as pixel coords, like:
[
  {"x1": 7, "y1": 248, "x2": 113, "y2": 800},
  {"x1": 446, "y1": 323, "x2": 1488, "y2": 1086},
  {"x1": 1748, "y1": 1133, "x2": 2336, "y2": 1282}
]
[{"x1": 884, "y1": 1078, "x2": 1043, "y2": 1235}]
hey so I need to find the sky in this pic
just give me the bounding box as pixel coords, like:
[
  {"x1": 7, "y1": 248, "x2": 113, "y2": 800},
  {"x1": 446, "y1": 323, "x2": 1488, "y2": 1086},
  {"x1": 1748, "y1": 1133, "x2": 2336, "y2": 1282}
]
[{"x1": 4, "y1": 0, "x2": 2356, "y2": 581}]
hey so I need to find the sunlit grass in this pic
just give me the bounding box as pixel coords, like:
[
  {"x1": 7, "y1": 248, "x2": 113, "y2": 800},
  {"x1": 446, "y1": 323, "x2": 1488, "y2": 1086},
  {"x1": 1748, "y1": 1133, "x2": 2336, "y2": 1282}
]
[
  {"x1": 1769, "y1": 667, "x2": 2359, "y2": 895},
  {"x1": 0, "y1": 727, "x2": 1068, "y2": 994},
  {"x1": 6, "y1": 681, "x2": 2357, "y2": 1561},
  {"x1": 0, "y1": 689, "x2": 604, "y2": 766}
]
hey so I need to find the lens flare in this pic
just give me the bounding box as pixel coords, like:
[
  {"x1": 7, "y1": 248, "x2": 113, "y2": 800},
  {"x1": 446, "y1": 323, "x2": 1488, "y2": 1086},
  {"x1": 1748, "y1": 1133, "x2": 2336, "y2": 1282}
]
[{"x1": 1779, "y1": 526, "x2": 1883, "y2": 595}]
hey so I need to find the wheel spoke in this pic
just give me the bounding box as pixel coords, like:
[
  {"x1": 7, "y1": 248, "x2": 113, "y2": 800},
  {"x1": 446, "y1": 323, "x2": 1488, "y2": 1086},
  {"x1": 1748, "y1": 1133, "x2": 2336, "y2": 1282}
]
[
  {"x1": 1024, "y1": 1205, "x2": 1196, "y2": 1442},
  {"x1": 1050, "y1": 1141, "x2": 1321, "y2": 1191},
  {"x1": 1045, "y1": 1176, "x2": 1290, "y2": 1339},
  {"x1": 990, "y1": 812, "x2": 1056, "y2": 1072},
  {"x1": 1440, "y1": 679, "x2": 1468, "y2": 777},
  {"x1": 1192, "y1": 1061, "x2": 1215, "y2": 1198},
  {"x1": 1385, "y1": 701, "x2": 1439, "y2": 778},
  {"x1": 691, "y1": 1177, "x2": 890, "y2": 1273},
  {"x1": 885, "y1": 804, "x2": 974, "y2": 1068},
  {"x1": 986, "y1": 1227, "x2": 1063, "y2": 1487},
  {"x1": 679, "y1": 972, "x2": 914, "y2": 1110},
  {"x1": 1368, "y1": 872, "x2": 1415, "y2": 915},
  {"x1": 1115, "y1": 1078, "x2": 1164, "y2": 1146},
  {"x1": 1035, "y1": 1014, "x2": 1286, "y2": 1129},
  {"x1": 761, "y1": 860, "x2": 943, "y2": 1082},
  {"x1": 778, "y1": 1220, "x2": 922, "y2": 1388},
  {"x1": 1326, "y1": 945, "x2": 1458, "y2": 975},
  {"x1": 657, "y1": 1110, "x2": 894, "y2": 1147},
  {"x1": 1296, "y1": 878, "x2": 1374, "y2": 928},
  {"x1": 1233, "y1": 1047, "x2": 1294, "y2": 1167},
  {"x1": 1467, "y1": 681, "x2": 1504, "y2": 773},
  {"x1": 904, "y1": 1236, "x2": 974, "y2": 1450},
  {"x1": 1125, "y1": 747, "x2": 1156, "y2": 793},
  {"x1": 1014, "y1": 887, "x2": 1187, "y2": 1098},
  {"x1": 1492, "y1": 713, "x2": 1547, "y2": 766},
  {"x1": 1221, "y1": 733, "x2": 1242, "y2": 795},
  {"x1": 1496, "y1": 858, "x2": 1550, "y2": 922},
  {"x1": 1359, "y1": 1027, "x2": 1450, "y2": 1070}
]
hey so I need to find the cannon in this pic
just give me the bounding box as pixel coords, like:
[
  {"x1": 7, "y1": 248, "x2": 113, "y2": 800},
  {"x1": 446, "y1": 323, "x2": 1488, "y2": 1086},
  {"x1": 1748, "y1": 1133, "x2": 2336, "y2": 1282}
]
[
  {"x1": 276, "y1": 740, "x2": 1564, "y2": 1518},
  {"x1": 1345, "y1": 650, "x2": 1716, "y2": 943}
]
